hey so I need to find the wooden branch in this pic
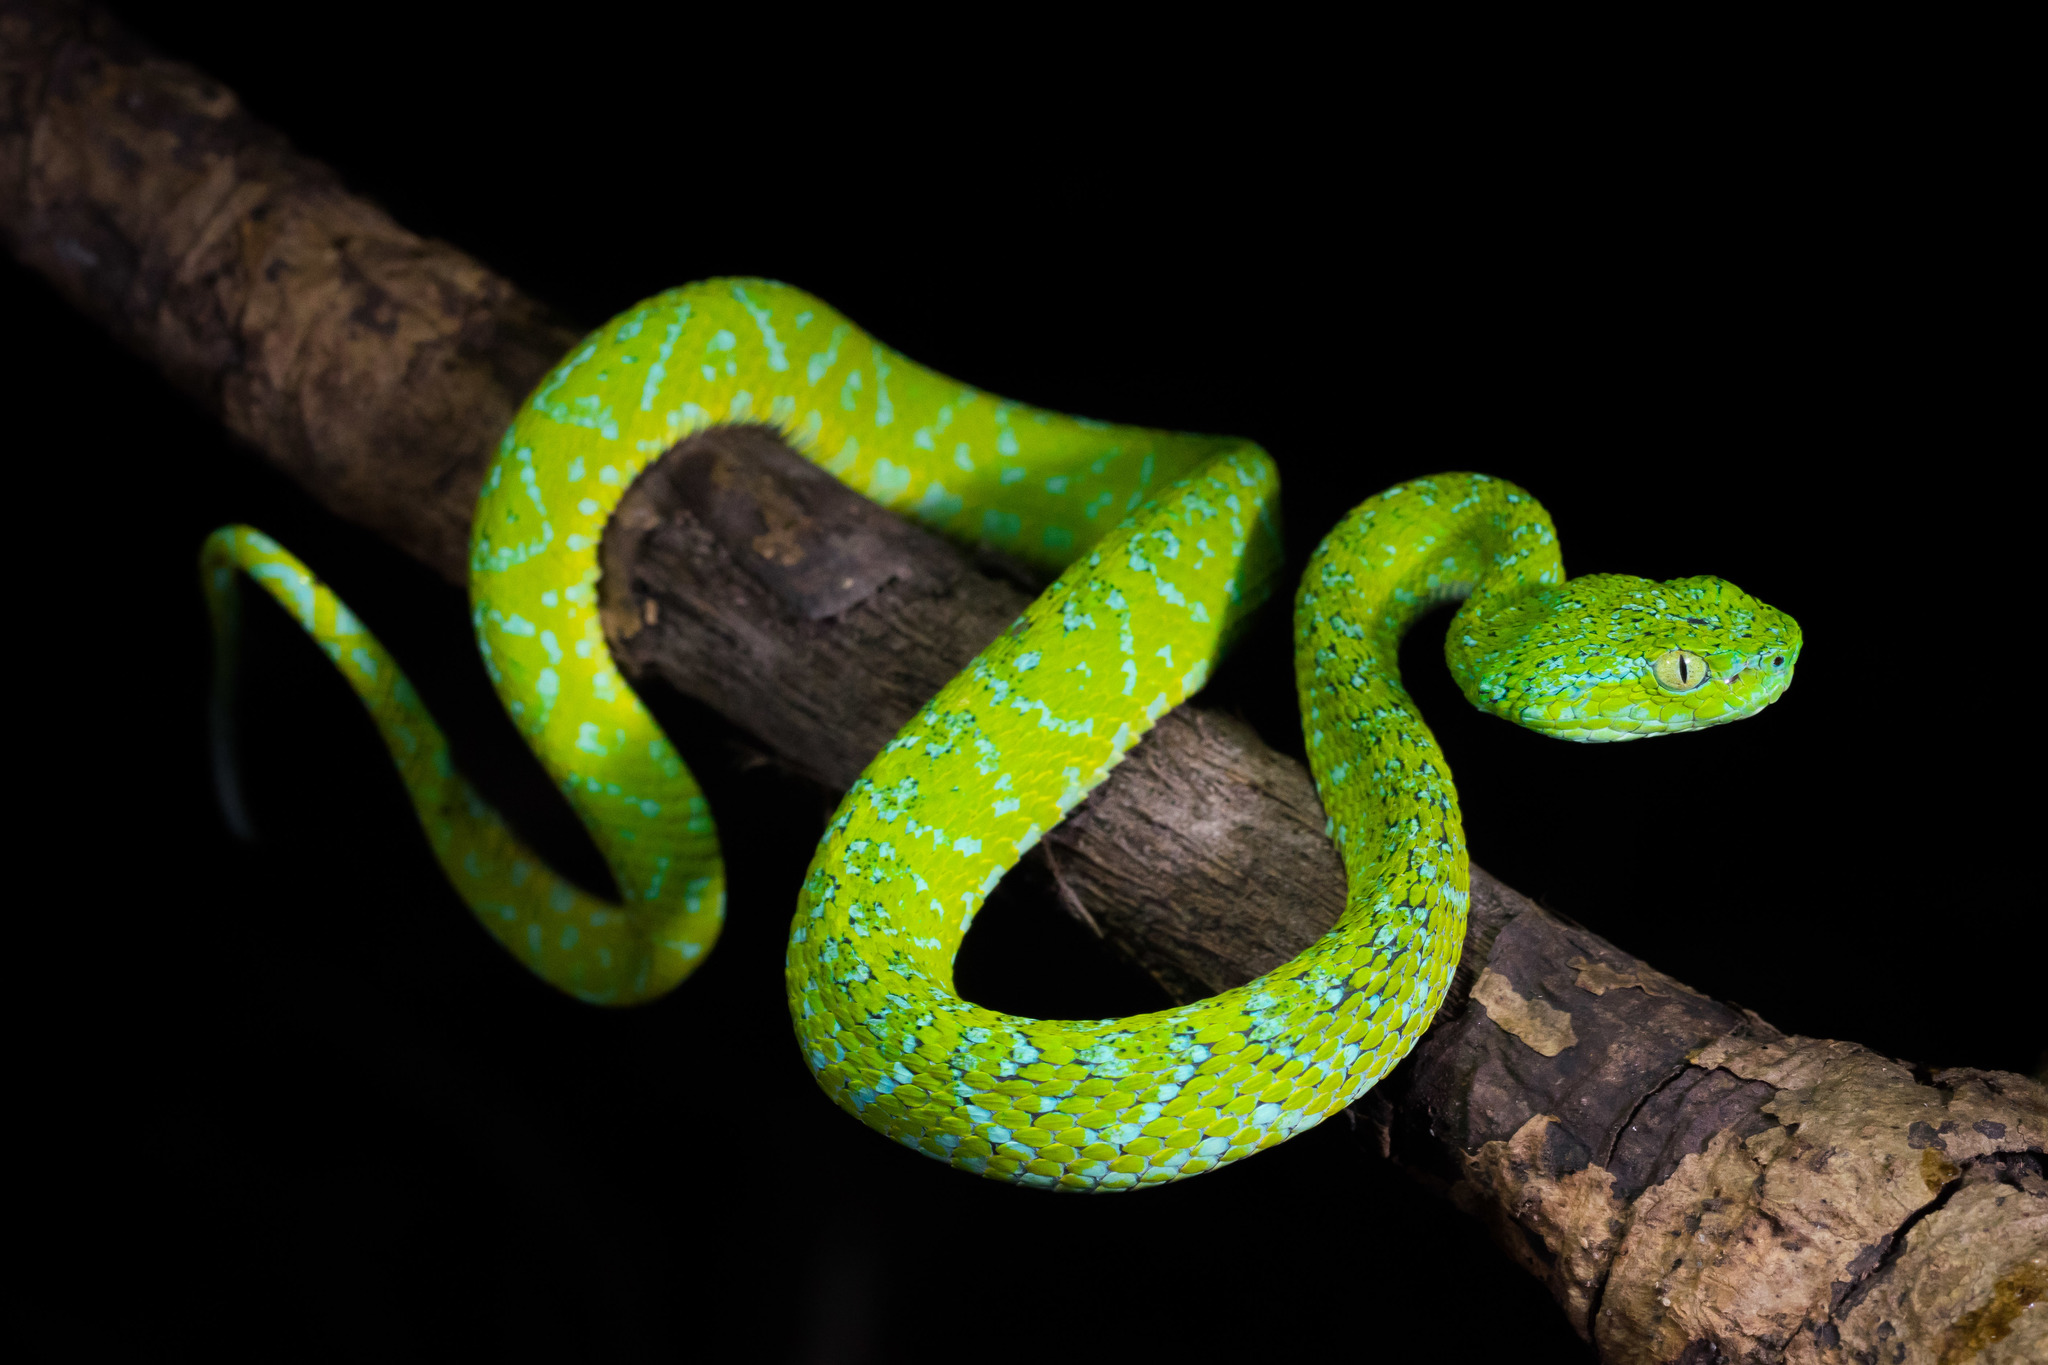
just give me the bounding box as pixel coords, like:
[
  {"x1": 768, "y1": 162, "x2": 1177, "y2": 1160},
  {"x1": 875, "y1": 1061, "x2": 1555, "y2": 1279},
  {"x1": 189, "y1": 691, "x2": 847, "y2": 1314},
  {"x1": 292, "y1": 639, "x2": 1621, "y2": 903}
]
[
  {"x1": 0, "y1": 0, "x2": 573, "y2": 583},
  {"x1": 7, "y1": 4, "x2": 2040, "y2": 1360}
]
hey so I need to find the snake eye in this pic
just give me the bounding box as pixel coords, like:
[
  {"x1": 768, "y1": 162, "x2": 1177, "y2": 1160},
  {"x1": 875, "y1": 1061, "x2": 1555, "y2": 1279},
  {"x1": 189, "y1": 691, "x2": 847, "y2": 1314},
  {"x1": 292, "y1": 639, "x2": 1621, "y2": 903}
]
[{"x1": 1651, "y1": 648, "x2": 1710, "y2": 691}]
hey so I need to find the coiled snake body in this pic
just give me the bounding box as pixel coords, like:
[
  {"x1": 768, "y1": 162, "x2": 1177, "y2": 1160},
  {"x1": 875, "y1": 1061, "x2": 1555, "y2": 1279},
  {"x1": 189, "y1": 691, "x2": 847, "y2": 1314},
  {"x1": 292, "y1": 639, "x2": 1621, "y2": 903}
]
[{"x1": 204, "y1": 280, "x2": 1800, "y2": 1192}]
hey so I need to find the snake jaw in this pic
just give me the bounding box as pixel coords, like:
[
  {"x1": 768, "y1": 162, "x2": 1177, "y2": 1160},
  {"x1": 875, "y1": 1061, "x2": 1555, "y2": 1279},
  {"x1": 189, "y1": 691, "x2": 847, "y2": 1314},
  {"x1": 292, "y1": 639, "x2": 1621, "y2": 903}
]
[{"x1": 1641, "y1": 636, "x2": 1800, "y2": 738}]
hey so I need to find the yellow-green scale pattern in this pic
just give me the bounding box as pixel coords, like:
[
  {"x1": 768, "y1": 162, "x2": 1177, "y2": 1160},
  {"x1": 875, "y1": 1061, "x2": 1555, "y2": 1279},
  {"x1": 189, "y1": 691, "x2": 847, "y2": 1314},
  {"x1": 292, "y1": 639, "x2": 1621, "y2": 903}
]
[
  {"x1": 199, "y1": 525, "x2": 684, "y2": 1000},
  {"x1": 203, "y1": 278, "x2": 1802, "y2": 1192},
  {"x1": 790, "y1": 475, "x2": 1551, "y2": 1190}
]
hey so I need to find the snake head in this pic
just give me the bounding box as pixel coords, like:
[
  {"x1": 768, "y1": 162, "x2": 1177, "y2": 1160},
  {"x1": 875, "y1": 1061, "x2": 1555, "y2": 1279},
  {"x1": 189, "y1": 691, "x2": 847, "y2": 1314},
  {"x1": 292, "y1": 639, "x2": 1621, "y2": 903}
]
[{"x1": 1449, "y1": 573, "x2": 1802, "y2": 742}]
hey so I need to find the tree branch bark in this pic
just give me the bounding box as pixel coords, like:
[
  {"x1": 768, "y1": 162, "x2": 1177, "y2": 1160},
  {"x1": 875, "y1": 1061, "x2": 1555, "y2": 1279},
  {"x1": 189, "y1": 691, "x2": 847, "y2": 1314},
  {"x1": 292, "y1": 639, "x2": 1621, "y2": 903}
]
[{"x1": 7, "y1": 4, "x2": 2041, "y2": 1359}]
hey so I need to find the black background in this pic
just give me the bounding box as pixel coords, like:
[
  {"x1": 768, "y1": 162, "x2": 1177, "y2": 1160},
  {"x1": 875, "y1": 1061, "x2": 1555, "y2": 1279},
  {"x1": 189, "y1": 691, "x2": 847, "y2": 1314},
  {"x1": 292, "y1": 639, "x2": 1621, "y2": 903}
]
[{"x1": 11, "y1": 8, "x2": 2034, "y2": 1360}]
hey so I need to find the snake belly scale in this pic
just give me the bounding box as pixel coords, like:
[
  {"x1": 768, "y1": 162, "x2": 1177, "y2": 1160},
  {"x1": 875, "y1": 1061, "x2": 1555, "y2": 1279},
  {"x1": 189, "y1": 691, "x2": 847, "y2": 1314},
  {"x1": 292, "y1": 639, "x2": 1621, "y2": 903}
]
[{"x1": 203, "y1": 278, "x2": 1801, "y2": 1192}]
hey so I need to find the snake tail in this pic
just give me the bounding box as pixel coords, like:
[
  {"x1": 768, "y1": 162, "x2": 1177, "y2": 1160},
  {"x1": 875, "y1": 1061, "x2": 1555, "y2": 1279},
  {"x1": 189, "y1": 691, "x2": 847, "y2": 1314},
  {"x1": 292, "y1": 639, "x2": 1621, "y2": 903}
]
[{"x1": 200, "y1": 526, "x2": 720, "y2": 1004}]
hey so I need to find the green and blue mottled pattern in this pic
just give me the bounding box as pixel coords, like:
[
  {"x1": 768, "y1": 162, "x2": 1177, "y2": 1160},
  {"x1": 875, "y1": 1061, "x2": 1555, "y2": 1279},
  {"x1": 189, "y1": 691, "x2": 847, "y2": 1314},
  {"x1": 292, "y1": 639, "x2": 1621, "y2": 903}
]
[
  {"x1": 200, "y1": 525, "x2": 707, "y2": 1002},
  {"x1": 204, "y1": 279, "x2": 1801, "y2": 1191},
  {"x1": 1449, "y1": 573, "x2": 1799, "y2": 740}
]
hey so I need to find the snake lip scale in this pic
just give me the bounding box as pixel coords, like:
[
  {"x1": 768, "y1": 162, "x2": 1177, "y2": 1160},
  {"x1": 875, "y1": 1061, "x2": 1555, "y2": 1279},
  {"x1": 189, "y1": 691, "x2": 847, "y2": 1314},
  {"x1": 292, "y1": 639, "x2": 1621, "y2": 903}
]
[{"x1": 202, "y1": 278, "x2": 1801, "y2": 1192}]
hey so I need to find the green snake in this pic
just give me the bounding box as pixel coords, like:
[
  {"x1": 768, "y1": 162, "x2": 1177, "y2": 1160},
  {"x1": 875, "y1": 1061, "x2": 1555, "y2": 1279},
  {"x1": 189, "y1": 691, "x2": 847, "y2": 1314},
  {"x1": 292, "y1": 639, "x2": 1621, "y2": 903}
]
[{"x1": 203, "y1": 279, "x2": 1801, "y2": 1192}]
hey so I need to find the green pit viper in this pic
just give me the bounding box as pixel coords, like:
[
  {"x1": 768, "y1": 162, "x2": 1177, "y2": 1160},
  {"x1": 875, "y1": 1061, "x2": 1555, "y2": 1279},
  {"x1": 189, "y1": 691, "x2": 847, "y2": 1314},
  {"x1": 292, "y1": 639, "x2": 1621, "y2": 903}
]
[{"x1": 203, "y1": 278, "x2": 1801, "y2": 1192}]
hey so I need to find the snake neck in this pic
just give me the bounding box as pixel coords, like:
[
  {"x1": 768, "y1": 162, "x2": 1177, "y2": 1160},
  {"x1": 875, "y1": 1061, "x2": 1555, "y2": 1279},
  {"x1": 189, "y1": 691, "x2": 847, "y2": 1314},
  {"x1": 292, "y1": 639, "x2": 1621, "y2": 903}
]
[
  {"x1": 1294, "y1": 475, "x2": 1564, "y2": 921},
  {"x1": 1295, "y1": 473, "x2": 1565, "y2": 729}
]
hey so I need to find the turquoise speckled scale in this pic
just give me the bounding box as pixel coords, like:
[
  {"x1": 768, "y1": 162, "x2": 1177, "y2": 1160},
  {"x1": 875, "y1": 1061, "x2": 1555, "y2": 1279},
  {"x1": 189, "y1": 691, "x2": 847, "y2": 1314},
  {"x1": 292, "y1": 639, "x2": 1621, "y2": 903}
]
[
  {"x1": 205, "y1": 278, "x2": 1802, "y2": 1192},
  {"x1": 200, "y1": 524, "x2": 712, "y2": 1003}
]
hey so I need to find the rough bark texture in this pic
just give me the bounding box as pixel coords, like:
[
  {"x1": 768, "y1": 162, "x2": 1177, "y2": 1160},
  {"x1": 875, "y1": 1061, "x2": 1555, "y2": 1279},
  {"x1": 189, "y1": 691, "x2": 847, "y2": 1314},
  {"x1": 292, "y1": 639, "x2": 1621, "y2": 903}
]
[
  {"x1": 593, "y1": 422, "x2": 1344, "y2": 1005},
  {"x1": 0, "y1": 0, "x2": 573, "y2": 584},
  {"x1": 7, "y1": 4, "x2": 2041, "y2": 1359}
]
